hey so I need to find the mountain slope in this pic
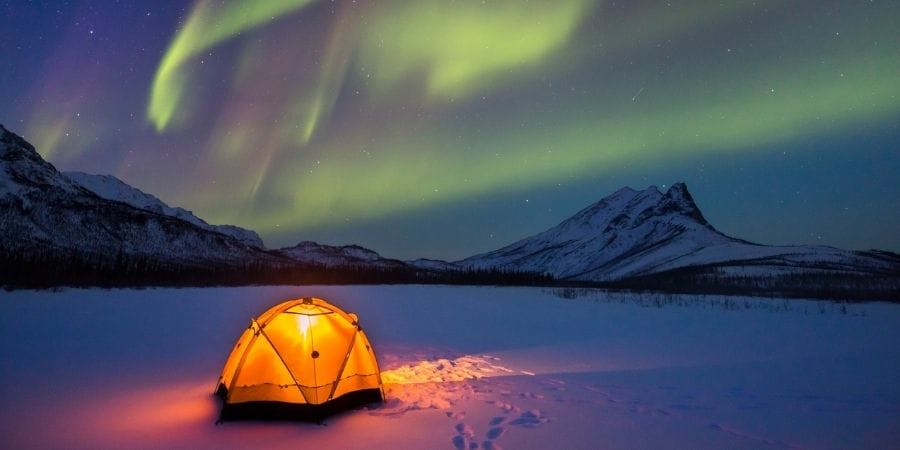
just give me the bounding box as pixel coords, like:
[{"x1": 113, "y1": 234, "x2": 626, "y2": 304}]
[
  {"x1": 276, "y1": 241, "x2": 411, "y2": 270},
  {"x1": 65, "y1": 171, "x2": 264, "y2": 248},
  {"x1": 406, "y1": 258, "x2": 461, "y2": 271},
  {"x1": 0, "y1": 124, "x2": 281, "y2": 269},
  {"x1": 0, "y1": 124, "x2": 442, "y2": 282},
  {"x1": 458, "y1": 183, "x2": 900, "y2": 282}
]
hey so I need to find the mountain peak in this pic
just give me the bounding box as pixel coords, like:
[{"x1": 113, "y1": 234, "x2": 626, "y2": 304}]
[
  {"x1": 1, "y1": 124, "x2": 41, "y2": 163},
  {"x1": 668, "y1": 181, "x2": 688, "y2": 193},
  {"x1": 1, "y1": 123, "x2": 85, "y2": 197},
  {"x1": 548, "y1": 182, "x2": 712, "y2": 240},
  {"x1": 1, "y1": 125, "x2": 279, "y2": 268},
  {"x1": 660, "y1": 182, "x2": 708, "y2": 225},
  {"x1": 611, "y1": 186, "x2": 637, "y2": 196},
  {"x1": 664, "y1": 182, "x2": 692, "y2": 202},
  {"x1": 459, "y1": 181, "x2": 900, "y2": 283},
  {"x1": 458, "y1": 181, "x2": 727, "y2": 278}
]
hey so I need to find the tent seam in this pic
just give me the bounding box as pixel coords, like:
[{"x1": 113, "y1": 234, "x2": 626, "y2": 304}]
[
  {"x1": 326, "y1": 328, "x2": 359, "y2": 401},
  {"x1": 257, "y1": 321, "x2": 312, "y2": 404},
  {"x1": 225, "y1": 321, "x2": 263, "y2": 400}
]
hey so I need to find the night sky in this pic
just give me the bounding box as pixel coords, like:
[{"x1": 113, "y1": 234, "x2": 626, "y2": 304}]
[{"x1": 2, "y1": 0, "x2": 898, "y2": 260}]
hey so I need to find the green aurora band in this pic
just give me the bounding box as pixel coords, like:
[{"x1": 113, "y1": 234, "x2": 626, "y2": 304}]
[
  {"x1": 148, "y1": 0, "x2": 318, "y2": 132},
  {"x1": 144, "y1": 0, "x2": 900, "y2": 236}
]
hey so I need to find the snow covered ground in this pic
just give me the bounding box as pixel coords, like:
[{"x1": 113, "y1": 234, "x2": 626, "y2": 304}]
[{"x1": 1, "y1": 286, "x2": 898, "y2": 449}]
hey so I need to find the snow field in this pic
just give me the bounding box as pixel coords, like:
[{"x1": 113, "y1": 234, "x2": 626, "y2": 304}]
[{"x1": 1, "y1": 285, "x2": 898, "y2": 449}]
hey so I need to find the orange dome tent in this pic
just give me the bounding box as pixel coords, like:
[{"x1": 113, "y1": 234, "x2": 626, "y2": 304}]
[{"x1": 216, "y1": 297, "x2": 383, "y2": 420}]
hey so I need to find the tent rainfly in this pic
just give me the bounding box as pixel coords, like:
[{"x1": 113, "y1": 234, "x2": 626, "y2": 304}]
[{"x1": 216, "y1": 297, "x2": 383, "y2": 420}]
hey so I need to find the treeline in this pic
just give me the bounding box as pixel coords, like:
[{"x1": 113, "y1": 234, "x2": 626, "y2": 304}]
[
  {"x1": 606, "y1": 265, "x2": 900, "y2": 302},
  {"x1": 4, "y1": 247, "x2": 897, "y2": 302},
  {"x1": 0, "y1": 247, "x2": 553, "y2": 289}
]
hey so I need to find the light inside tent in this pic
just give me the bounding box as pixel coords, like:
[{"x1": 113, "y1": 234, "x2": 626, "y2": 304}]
[{"x1": 296, "y1": 314, "x2": 311, "y2": 335}]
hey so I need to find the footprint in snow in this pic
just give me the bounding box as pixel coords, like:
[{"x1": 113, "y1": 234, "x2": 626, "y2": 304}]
[
  {"x1": 486, "y1": 427, "x2": 505, "y2": 440},
  {"x1": 508, "y1": 409, "x2": 550, "y2": 429},
  {"x1": 452, "y1": 422, "x2": 478, "y2": 450},
  {"x1": 451, "y1": 435, "x2": 479, "y2": 450},
  {"x1": 486, "y1": 400, "x2": 519, "y2": 414},
  {"x1": 452, "y1": 397, "x2": 550, "y2": 449},
  {"x1": 455, "y1": 423, "x2": 475, "y2": 438}
]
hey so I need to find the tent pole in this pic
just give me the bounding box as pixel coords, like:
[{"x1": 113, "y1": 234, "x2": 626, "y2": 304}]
[
  {"x1": 326, "y1": 328, "x2": 359, "y2": 401},
  {"x1": 226, "y1": 320, "x2": 263, "y2": 400},
  {"x1": 258, "y1": 323, "x2": 312, "y2": 404}
]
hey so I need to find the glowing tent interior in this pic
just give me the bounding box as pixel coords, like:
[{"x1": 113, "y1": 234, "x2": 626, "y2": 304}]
[{"x1": 216, "y1": 297, "x2": 383, "y2": 420}]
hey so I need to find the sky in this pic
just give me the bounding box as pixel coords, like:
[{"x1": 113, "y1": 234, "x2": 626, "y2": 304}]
[{"x1": 1, "y1": 0, "x2": 898, "y2": 260}]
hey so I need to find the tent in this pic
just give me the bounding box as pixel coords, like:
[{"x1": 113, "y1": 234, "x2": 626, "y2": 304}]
[{"x1": 216, "y1": 297, "x2": 383, "y2": 420}]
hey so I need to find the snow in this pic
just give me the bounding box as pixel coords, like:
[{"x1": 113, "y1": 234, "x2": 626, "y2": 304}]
[
  {"x1": 1, "y1": 285, "x2": 898, "y2": 449},
  {"x1": 457, "y1": 183, "x2": 733, "y2": 278},
  {"x1": 458, "y1": 183, "x2": 897, "y2": 281},
  {"x1": 2, "y1": 126, "x2": 275, "y2": 264},
  {"x1": 277, "y1": 241, "x2": 408, "y2": 269},
  {"x1": 1, "y1": 125, "x2": 85, "y2": 197},
  {"x1": 0, "y1": 163, "x2": 18, "y2": 196},
  {"x1": 65, "y1": 171, "x2": 264, "y2": 248},
  {"x1": 407, "y1": 258, "x2": 461, "y2": 271}
]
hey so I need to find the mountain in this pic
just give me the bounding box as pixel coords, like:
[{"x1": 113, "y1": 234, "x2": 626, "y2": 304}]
[
  {"x1": 406, "y1": 258, "x2": 461, "y2": 271},
  {"x1": 276, "y1": 241, "x2": 410, "y2": 270},
  {"x1": 4, "y1": 121, "x2": 895, "y2": 296},
  {"x1": 64, "y1": 171, "x2": 263, "y2": 248},
  {"x1": 458, "y1": 183, "x2": 900, "y2": 283},
  {"x1": 0, "y1": 124, "x2": 575, "y2": 288},
  {"x1": 0, "y1": 124, "x2": 281, "y2": 272}
]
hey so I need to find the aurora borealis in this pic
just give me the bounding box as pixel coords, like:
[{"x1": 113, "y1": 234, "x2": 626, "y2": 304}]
[{"x1": 2, "y1": 0, "x2": 898, "y2": 259}]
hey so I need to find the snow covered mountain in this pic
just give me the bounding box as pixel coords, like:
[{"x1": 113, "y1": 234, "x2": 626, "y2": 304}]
[
  {"x1": 64, "y1": 171, "x2": 263, "y2": 248},
  {"x1": 458, "y1": 183, "x2": 900, "y2": 282},
  {"x1": 406, "y1": 258, "x2": 461, "y2": 271},
  {"x1": 276, "y1": 241, "x2": 410, "y2": 270},
  {"x1": 0, "y1": 123, "x2": 423, "y2": 281},
  {"x1": 4, "y1": 121, "x2": 896, "y2": 294},
  {"x1": 0, "y1": 124, "x2": 279, "y2": 269}
]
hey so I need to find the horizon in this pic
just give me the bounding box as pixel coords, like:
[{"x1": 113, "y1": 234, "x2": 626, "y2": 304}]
[
  {"x1": 6, "y1": 120, "x2": 894, "y2": 264},
  {"x1": 2, "y1": 1, "x2": 898, "y2": 260}
]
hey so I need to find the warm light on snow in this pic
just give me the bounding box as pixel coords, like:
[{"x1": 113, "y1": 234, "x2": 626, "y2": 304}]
[
  {"x1": 84, "y1": 381, "x2": 216, "y2": 438},
  {"x1": 382, "y1": 355, "x2": 515, "y2": 385}
]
